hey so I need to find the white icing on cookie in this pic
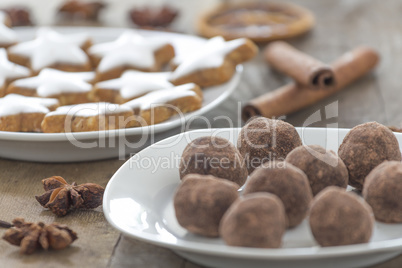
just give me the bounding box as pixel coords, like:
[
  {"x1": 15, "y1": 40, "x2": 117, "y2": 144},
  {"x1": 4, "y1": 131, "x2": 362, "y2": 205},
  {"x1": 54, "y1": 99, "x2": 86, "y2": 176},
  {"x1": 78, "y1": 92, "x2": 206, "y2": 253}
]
[
  {"x1": 171, "y1": 36, "x2": 226, "y2": 67},
  {"x1": 89, "y1": 30, "x2": 172, "y2": 72},
  {"x1": 0, "y1": 11, "x2": 8, "y2": 24},
  {"x1": 0, "y1": 94, "x2": 58, "y2": 117},
  {"x1": 89, "y1": 31, "x2": 142, "y2": 58},
  {"x1": 36, "y1": 27, "x2": 90, "y2": 47},
  {"x1": 124, "y1": 83, "x2": 197, "y2": 111},
  {"x1": 0, "y1": 11, "x2": 18, "y2": 46},
  {"x1": 8, "y1": 28, "x2": 89, "y2": 71},
  {"x1": 170, "y1": 36, "x2": 246, "y2": 80},
  {"x1": 95, "y1": 70, "x2": 173, "y2": 99},
  {"x1": 46, "y1": 102, "x2": 132, "y2": 117},
  {"x1": 13, "y1": 68, "x2": 94, "y2": 97},
  {"x1": 0, "y1": 48, "x2": 30, "y2": 87},
  {"x1": 0, "y1": 24, "x2": 17, "y2": 45}
]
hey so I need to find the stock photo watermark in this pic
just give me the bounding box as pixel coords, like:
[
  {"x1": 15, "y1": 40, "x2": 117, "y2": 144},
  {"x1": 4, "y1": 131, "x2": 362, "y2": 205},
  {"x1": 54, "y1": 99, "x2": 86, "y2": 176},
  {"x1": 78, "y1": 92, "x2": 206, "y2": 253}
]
[{"x1": 59, "y1": 101, "x2": 340, "y2": 167}]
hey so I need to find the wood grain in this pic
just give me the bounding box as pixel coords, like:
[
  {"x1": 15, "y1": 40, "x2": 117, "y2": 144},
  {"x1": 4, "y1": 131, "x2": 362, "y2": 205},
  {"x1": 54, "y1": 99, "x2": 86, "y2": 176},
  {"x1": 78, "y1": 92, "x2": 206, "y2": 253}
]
[
  {"x1": 0, "y1": 159, "x2": 124, "y2": 267},
  {"x1": 0, "y1": 0, "x2": 402, "y2": 267}
]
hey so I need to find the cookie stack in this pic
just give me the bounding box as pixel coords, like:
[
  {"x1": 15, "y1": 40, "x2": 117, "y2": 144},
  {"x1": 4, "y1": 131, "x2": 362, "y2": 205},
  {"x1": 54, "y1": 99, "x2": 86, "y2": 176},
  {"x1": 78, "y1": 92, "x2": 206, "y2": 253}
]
[{"x1": 0, "y1": 25, "x2": 258, "y2": 132}]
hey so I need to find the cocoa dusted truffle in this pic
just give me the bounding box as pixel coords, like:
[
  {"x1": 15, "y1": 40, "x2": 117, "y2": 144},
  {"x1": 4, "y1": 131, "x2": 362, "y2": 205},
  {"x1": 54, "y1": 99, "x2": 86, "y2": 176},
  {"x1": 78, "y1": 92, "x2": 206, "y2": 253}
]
[
  {"x1": 220, "y1": 193, "x2": 286, "y2": 248},
  {"x1": 363, "y1": 161, "x2": 402, "y2": 223},
  {"x1": 179, "y1": 136, "x2": 248, "y2": 187},
  {"x1": 174, "y1": 174, "x2": 239, "y2": 237},
  {"x1": 243, "y1": 161, "x2": 312, "y2": 228},
  {"x1": 237, "y1": 117, "x2": 302, "y2": 174},
  {"x1": 286, "y1": 145, "x2": 348, "y2": 196},
  {"x1": 309, "y1": 187, "x2": 374, "y2": 247},
  {"x1": 338, "y1": 121, "x2": 401, "y2": 191}
]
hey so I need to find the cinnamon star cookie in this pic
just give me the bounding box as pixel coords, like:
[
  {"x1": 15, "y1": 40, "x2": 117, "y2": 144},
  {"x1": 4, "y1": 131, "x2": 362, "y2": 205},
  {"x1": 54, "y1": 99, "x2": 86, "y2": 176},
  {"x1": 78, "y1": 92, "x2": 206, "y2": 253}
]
[
  {"x1": 0, "y1": 11, "x2": 18, "y2": 48},
  {"x1": 89, "y1": 30, "x2": 175, "y2": 81},
  {"x1": 41, "y1": 102, "x2": 135, "y2": 133},
  {"x1": 0, "y1": 94, "x2": 59, "y2": 132},
  {"x1": 91, "y1": 70, "x2": 173, "y2": 103},
  {"x1": 124, "y1": 83, "x2": 202, "y2": 125},
  {"x1": 7, "y1": 68, "x2": 95, "y2": 105},
  {"x1": 8, "y1": 28, "x2": 92, "y2": 74},
  {"x1": 0, "y1": 48, "x2": 30, "y2": 96},
  {"x1": 169, "y1": 36, "x2": 257, "y2": 87}
]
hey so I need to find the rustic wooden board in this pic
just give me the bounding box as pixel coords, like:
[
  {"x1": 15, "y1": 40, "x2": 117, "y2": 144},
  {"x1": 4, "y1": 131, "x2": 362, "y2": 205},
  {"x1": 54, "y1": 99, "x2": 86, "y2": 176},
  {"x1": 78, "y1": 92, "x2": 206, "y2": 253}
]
[{"x1": 0, "y1": 159, "x2": 124, "y2": 267}]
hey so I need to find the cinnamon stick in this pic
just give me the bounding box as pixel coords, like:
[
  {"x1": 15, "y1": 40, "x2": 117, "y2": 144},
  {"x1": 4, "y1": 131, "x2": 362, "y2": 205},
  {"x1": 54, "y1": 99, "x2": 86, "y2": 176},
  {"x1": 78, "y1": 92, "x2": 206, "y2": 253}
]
[
  {"x1": 243, "y1": 46, "x2": 380, "y2": 121},
  {"x1": 264, "y1": 41, "x2": 335, "y2": 90}
]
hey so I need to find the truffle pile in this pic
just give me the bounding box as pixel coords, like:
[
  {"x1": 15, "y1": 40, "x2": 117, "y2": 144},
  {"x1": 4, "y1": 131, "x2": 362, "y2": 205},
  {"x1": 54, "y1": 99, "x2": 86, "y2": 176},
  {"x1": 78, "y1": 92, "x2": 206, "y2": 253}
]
[{"x1": 173, "y1": 118, "x2": 402, "y2": 249}]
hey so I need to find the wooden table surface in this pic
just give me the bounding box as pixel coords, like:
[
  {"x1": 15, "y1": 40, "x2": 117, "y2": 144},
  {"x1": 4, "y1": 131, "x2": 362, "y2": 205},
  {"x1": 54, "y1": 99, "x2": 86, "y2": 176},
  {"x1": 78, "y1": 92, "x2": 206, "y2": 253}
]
[{"x1": 1, "y1": 0, "x2": 402, "y2": 267}]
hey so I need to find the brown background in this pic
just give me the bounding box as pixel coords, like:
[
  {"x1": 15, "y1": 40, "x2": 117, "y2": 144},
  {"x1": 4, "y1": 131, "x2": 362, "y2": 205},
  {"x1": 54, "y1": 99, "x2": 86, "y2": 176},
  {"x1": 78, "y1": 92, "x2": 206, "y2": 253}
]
[{"x1": 1, "y1": 0, "x2": 402, "y2": 267}]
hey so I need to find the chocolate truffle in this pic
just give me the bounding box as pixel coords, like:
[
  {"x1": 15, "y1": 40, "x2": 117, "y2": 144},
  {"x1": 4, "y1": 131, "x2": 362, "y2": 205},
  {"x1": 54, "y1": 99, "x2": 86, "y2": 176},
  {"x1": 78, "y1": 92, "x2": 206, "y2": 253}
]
[
  {"x1": 286, "y1": 145, "x2": 348, "y2": 196},
  {"x1": 363, "y1": 161, "x2": 402, "y2": 223},
  {"x1": 180, "y1": 136, "x2": 248, "y2": 187},
  {"x1": 174, "y1": 174, "x2": 239, "y2": 237},
  {"x1": 243, "y1": 161, "x2": 312, "y2": 228},
  {"x1": 237, "y1": 117, "x2": 302, "y2": 174},
  {"x1": 309, "y1": 187, "x2": 374, "y2": 247},
  {"x1": 338, "y1": 121, "x2": 401, "y2": 191},
  {"x1": 220, "y1": 193, "x2": 286, "y2": 248}
]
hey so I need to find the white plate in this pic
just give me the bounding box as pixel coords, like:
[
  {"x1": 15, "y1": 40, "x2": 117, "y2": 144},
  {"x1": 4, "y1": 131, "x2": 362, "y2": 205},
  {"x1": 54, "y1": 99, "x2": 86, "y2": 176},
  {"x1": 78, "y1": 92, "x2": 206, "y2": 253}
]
[
  {"x1": 1, "y1": 27, "x2": 242, "y2": 162},
  {"x1": 103, "y1": 127, "x2": 402, "y2": 268}
]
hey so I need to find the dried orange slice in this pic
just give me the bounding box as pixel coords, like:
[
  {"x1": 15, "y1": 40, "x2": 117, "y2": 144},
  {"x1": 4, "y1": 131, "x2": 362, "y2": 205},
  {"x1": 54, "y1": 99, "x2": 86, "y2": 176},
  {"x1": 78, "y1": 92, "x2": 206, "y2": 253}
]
[{"x1": 197, "y1": 2, "x2": 315, "y2": 42}]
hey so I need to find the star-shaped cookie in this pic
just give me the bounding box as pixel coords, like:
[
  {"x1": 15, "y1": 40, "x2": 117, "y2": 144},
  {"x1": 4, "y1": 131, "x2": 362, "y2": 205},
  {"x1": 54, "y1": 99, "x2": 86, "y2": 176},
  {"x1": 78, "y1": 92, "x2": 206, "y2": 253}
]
[
  {"x1": 7, "y1": 68, "x2": 95, "y2": 105},
  {"x1": 169, "y1": 36, "x2": 258, "y2": 87},
  {"x1": 91, "y1": 70, "x2": 173, "y2": 103},
  {"x1": 0, "y1": 11, "x2": 18, "y2": 48},
  {"x1": 0, "y1": 94, "x2": 59, "y2": 132},
  {"x1": 124, "y1": 83, "x2": 203, "y2": 125},
  {"x1": 170, "y1": 36, "x2": 226, "y2": 69},
  {"x1": 41, "y1": 102, "x2": 136, "y2": 133},
  {"x1": 89, "y1": 30, "x2": 175, "y2": 81},
  {"x1": 8, "y1": 28, "x2": 92, "y2": 73},
  {"x1": 0, "y1": 48, "x2": 30, "y2": 96}
]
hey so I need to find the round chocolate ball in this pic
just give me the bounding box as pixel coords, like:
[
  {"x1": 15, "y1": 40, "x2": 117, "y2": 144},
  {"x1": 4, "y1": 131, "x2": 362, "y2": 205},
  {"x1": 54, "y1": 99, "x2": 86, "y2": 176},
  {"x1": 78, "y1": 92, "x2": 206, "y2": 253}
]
[
  {"x1": 286, "y1": 145, "x2": 348, "y2": 196},
  {"x1": 174, "y1": 174, "x2": 239, "y2": 237},
  {"x1": 237, "y1": 117, "x2": 302, "y2": 174},
  {"x1": 179, "y1": 136, "x2": 248, "y2": 187},
  {"x1": 243, "y1": 161, "x2": 312, "y2": 228},
  {"x1": 338, "y1": 121, "x2": 401, "y2": 191},
  {"x1": 220, "y1": 193, "x2": 286, "y2": 248},
  {"x1": 309, "y1": 186, "x2": 374, "y2": 247},
  {"x1": 363, "y1": 161, "x2": 402, "y2": 223}
]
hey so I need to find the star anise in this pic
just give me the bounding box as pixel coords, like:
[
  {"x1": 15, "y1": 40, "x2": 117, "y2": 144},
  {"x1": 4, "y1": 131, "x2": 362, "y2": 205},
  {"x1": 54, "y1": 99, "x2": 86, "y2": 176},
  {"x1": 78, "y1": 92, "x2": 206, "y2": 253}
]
[
  {"x1": 35, "y1": 176, "x2": 104, "y2": 217},
  {"x1": 129, "y1": 5, "x2": 179, "y2": 28},
  {"x1": 2, "y1": 218, "x2": 77, "y2": 255},
  {"x1": 0, "y1": 219, "x2": 13, "y2": 228}
]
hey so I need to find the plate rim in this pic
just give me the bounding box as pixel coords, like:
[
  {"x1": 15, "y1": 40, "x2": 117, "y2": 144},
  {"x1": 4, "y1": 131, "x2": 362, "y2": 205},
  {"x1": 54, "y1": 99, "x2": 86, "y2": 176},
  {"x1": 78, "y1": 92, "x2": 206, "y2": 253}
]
[
  {"x1": 103, "y1": 127, "x2": 402, "y2": 260},
  {"x1": 0, "y1": 26, "x2": 242, "y2": 142}
]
